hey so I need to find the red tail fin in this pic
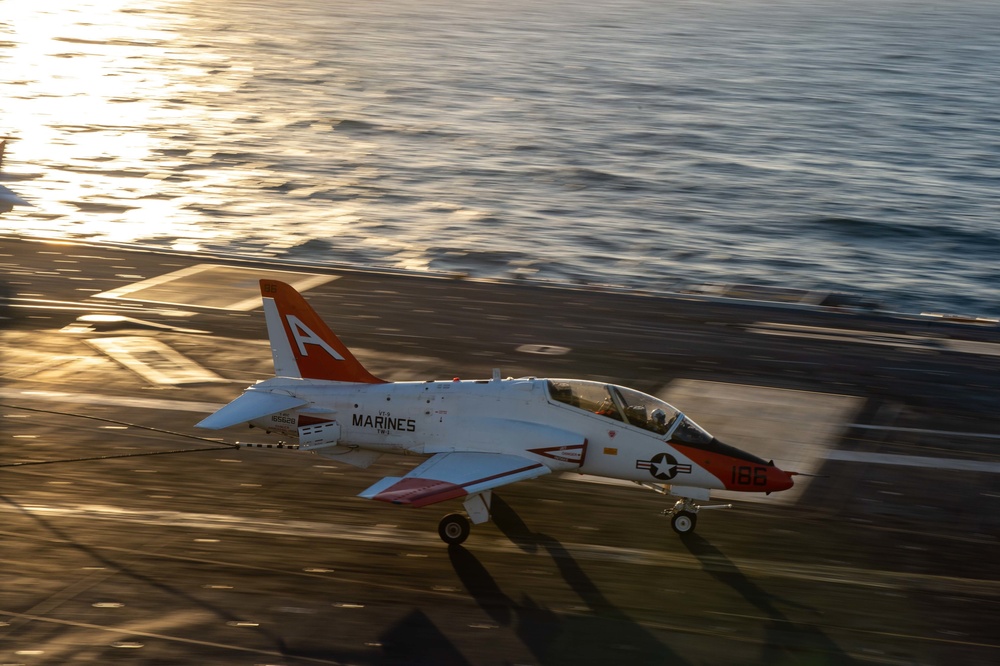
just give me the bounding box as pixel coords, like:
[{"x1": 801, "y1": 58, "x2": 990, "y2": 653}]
[{"x1": 260, "y1": 279, "x2": 385, "y2": 383}]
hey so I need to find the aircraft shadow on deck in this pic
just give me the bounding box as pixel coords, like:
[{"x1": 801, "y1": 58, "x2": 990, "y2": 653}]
[{"x1": 449, "y1": 494, "x2": 688, "y2": 666}]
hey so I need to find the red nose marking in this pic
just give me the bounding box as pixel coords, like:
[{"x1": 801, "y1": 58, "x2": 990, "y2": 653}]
[{"x1": 769, "y1": 468, "x2": 795, "y2": 492}]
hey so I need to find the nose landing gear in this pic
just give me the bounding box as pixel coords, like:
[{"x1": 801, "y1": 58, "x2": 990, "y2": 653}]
[{"x1": 662, "y1": 497, "x2": 732, "y2": 535}]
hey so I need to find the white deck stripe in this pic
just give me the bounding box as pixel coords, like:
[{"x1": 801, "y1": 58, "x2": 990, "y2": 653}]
[
  {"x1": 749, "y1": 322, "x2": 1000, "y2": 358},
  {"x1": 825, "y1": 450, "x2": 1000, "y2": 474},
  {"x1": 846, "y1": 424, "x2": 1000, "y2": 440},
  {"x1": 85, "y1": 336, "x2": 230, "y2": 385},
  {"x1": 0, "y1": 388, "x2": 223, "y2": 414},
  {"x1": 93, "y1": 264, "x2": 336, "y2": 311}
]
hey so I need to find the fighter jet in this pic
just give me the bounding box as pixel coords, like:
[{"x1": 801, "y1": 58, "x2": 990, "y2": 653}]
[{"x1": 196, "y1": 280, "x2": 795, "y2": 544}]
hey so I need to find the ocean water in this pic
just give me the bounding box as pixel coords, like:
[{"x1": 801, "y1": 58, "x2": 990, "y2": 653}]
[{"x1": 2, "y1": 0, "x2": 999, "y2": 316}]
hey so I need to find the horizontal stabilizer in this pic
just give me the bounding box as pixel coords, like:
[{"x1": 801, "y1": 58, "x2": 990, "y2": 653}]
[
  {"x1": 195, "y1": 390, "x2": 308, "y2": 430},
  {"x1": 358, "y1": 452, "x2": 550, "y2": 507},
  {"x1": 0, "y1": 186, "x2": 30, "y2": 207}
]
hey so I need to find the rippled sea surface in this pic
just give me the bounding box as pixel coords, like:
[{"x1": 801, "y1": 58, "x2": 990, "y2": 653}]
[{"x1": 2, "y1": 0, "x2": 999, "y2": 315}]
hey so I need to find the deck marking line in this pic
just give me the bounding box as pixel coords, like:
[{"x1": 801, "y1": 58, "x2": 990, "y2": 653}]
[
  {"x1": 0, "y1": 388, "x2": 223, "y2": 414},
  {"x1": 846, "y1": 424, "x2": 1000, "y2": 440},
  {"x1": 825, "y1": 450, "x2": 1000, "y2": 474}
]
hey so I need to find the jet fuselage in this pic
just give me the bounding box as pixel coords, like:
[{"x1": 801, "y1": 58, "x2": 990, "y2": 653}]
[{"x1": 247, "y1": 375, "x2": 792, "y2": 495}]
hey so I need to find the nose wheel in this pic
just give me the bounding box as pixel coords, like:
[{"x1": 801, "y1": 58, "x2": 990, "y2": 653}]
[
  {"x1": 664, "y1": 498, "x2": 700, "y2": 534},
  {"x1": 670, "y1": 510, "x2": 697, "y2": 534}
]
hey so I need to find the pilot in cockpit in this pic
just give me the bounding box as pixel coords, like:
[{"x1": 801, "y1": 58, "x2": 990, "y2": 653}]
[{"x1": 651, "y1": 408, "x2": 669, "y2": 434}]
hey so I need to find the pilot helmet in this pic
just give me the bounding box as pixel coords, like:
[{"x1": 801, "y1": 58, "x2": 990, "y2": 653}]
[{"x1": 651, "y1": 408, "x2": 666, "y2": 423}]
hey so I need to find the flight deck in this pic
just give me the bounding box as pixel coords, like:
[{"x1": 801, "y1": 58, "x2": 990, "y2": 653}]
[{"x1": 1, "y1": 236, "x2": 998, "y2": 665}]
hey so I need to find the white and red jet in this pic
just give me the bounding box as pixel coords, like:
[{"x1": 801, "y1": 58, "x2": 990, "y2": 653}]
[{"x1": 197, "y1": 280, "x2": 795, "y2": 544}]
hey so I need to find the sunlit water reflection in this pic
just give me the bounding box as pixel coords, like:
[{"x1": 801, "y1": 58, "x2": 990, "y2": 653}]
[{"x1": 2, "y1": 0, "x2": 999, "y2": 316}]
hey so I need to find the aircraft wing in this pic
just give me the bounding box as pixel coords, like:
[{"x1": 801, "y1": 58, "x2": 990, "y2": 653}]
[{"x1": 358, "y1": 451, "x2": 550, "y2": 507}]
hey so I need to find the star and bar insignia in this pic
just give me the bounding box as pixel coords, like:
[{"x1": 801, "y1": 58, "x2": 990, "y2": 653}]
[{"x1": 636, "y1": 452, "x2": 692, "y2": 480}]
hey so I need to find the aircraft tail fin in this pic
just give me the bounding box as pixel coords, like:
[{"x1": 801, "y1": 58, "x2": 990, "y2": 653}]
[{"x1": 260, "y1": 279, "x2": 385, "y2": 383}]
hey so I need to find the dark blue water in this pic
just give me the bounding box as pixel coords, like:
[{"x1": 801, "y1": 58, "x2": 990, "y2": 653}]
[{"x1": 2, "y1": 0, "x2": 999, "y2": 315}]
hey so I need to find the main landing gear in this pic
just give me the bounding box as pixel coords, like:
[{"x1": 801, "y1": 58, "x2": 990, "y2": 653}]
[
  {"x1": 438, "y1": 514, "x2": 471, "y2": 545},
  {"x1": 436, "y1": 491, "x2": 492, "y2": 545},
  {"x1": 662, "y1": 497, "x2": 732, "y2": 535}
]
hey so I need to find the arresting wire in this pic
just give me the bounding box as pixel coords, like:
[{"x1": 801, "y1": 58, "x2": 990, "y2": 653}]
[{"x1": 0, "y1": 403, "x2": 239, "y2": 468}]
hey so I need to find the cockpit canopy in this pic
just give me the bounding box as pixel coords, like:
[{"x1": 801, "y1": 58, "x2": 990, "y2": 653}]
[{"x1": 545, "y1": 379, "x2": 712, "y2": 444}]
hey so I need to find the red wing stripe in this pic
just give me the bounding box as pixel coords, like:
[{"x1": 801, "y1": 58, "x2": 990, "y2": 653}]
[
  {"x1": 373, "y1": 478, "x2": 466, "y2": 507},
  {"x1": 373, "y1": 463, "x2": 544, "y2": 507},
  {"x1": 460, "y1": 463, "x2": 544, "y2": 489}
]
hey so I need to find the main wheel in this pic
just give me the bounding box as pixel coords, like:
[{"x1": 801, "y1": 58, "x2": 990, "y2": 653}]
[
  {"x1": 671, "y1": 510, "x2": 697, "y2": 535},
  {"x1": 438, "y1": 513, "x2": 471, "y2": 545}
]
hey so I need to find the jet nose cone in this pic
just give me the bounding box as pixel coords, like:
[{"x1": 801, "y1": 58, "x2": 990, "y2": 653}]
[{"x1": 770, "y1": 468, "x2": 795, "y2": 492}]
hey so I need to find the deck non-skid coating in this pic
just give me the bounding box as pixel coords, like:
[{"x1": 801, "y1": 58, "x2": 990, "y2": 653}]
[{"x1": 93, "y1": 264, "x2": 336, "y2": 311}]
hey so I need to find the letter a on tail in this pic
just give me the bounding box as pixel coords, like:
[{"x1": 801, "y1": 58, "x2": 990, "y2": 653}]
[{"x1": 260, "y1": 279, "x2": 385, "y2": 383}]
